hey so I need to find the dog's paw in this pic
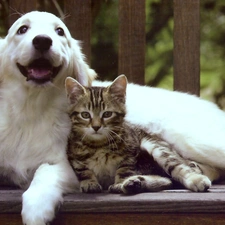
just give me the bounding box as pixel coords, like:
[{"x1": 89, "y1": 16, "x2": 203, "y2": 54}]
[
  {"x1": 108, "y1": 183, "x2": 123, "y2": 193},
  {"x1": 80, "y1": 181, "x2": 102, "y2": 193},
  {"x1": 184, "y1": 174, "x2": 211, "y2": 192},
  {"x1": 22, "y1": 188, "x2": 62, "y2": 225},
  {"x1": 122, "y1": 177, "x2": 142, "y2": 194}
]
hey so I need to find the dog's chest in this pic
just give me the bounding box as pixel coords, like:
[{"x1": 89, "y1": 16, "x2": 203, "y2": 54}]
[{"x1": 0, "y1": 95, "x2": 71, "y2": 175}]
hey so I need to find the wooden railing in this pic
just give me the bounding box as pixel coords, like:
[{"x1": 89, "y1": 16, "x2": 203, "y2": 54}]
[
  {"x1": 6, "y1": 0, "x2": 200, "y2": 95},
  {"x1": 173, "y1": 0, "x2": 200, "y2": 96}
]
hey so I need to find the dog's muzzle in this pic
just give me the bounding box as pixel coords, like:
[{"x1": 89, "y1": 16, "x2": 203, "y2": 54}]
[
  {"x1": 17, "y1": 59, "x2": 62, "y2": 85},
  {"x1": 17, "y1": 35, "x2": 62, "y2": 85}
]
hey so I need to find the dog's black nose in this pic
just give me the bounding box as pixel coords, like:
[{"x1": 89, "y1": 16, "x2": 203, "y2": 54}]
[{"x1": 32, "y1": 35, "x2": 52, "y2": 52}]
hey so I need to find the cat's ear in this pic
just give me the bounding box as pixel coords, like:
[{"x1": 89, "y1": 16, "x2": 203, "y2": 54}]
[
  {"x1": 108, "y1": 75, "x2": 127, "y2": 102},
  {"x1": 65, "y1": 77, "x2": 86, "y2": 104}
]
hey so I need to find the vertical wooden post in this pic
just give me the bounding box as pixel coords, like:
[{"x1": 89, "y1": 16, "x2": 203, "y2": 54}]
[
  {"x1": 8, "y1": 0, "x2": 37, "y2": 27},
  {"x1": 173, "y1": 0, "x2": 200, "y2": 95},
  {"x1": 118, "y1": 0, "x2": 145, "y2": 85},
  {"x1": 64, "y1": 0, "x2": 92, "y2": 63}
]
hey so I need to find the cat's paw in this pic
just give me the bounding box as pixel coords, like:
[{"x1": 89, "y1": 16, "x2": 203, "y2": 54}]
[
  {"x1": 108, "y1": 183, "x2": 123, "y2": 193},
  {"x1": 122, "y1": 177, "x2": 142, "y2": 194},
  {"x1": 122, "y1": 175, "x2": 172, "y2": 194},
  {"x1": 184, "y1": 174, "x2": 211, "y2": 192},
  {"x1": 80, "y1": 181, "x2": 102, "y2": 193}
]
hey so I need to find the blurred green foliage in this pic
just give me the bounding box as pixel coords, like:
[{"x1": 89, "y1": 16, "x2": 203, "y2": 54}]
[
  {"x1": 200, "y1": 0, "x2": 225, "y2": 107},
  {"x1": 1, "y1": 0, "x2": 225, "y2": 108},
  {"x1": 91, "y1": 0, "x2": 225, "y2": 108}
]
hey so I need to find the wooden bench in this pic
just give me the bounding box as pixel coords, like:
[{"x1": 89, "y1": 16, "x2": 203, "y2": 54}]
[
  {"x1": 1, "y1": 0, "x2": 224, "y2": 224},
  {"x1": 1, "y1": 184, "x2": 225, "y2": 225}
]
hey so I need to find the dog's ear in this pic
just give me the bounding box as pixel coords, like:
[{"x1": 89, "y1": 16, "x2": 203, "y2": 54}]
[{"x1": 69, "y1": 38, "x2": 97, "y2": 87}]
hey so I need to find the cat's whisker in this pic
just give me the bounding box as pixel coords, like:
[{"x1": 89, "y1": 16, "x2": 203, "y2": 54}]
[
  {"x1": 81, "y1": 131, "x2": 88, "y2": 142},
  {"x1": 109, "y1": 129, "x2": 125, "y2": 143},
  {"x1": 104, "y1": 131, "x2": 119, "y2": 150},
  {"x1": 107, "y1": 131, "x2": 125, "y2": 150},
  {"x1": 105, "y1": 132, "x2": 116, "y2": 147}
]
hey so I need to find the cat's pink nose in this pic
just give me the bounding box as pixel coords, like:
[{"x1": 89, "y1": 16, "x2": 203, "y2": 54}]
[{"x1": 92, "y1": 126, "x2": 101, "y2": 132}]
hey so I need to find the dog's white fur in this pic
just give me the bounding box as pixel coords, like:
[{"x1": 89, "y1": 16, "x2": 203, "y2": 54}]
[
  {"x1": 2, "y1": 10, "x2": 225, "y2": 225},
  {"x1": 123, "y1": 84, "x2": 225, "y2": 170},
  {"x1": 93, "y1": 80, "x2": 225, "y2": 181},
  {"x1": 0, "y1": 11, "x2": 96, "y2": 224}
]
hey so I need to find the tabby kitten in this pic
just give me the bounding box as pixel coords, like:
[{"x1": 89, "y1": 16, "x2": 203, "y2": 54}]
[{"x1": 65, "y1": 75, "x2": 211, "y2": 194}]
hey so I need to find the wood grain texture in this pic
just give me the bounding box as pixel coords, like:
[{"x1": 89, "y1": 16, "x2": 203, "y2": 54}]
[
  {"x1": 60, "y1": 187, "x2": 225, "y2": 214},
  {"x1": 173, "y1": 0, "x2": 200, "y2": 95},
  {"x1": 64, "y1": 0, "x2": 92, "y2": 63},
  {"x1": 52, "y1": 213, "x2": 225, "y2": 225},
  {"x1": 0, "y1": 185, "x2": 225, "y2": 214},
  {"x1": 1, "y1": 213, "x2": 225, "y2": 225},
  {"x1": 118, "y1": 0, "x2": 145, "y2": 85},
  {"x1": 1, "y1": 185, "x2": 225, "y2": 224}
]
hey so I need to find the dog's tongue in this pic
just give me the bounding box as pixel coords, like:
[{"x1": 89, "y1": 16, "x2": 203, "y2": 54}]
[{"x1": 27, "y1": 68, "x2": 52, "y2": 81}]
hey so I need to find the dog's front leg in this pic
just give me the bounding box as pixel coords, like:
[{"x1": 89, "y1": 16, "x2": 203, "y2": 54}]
[{"x1": 21, "y1": 161, "x2": 78, "y2": 225}]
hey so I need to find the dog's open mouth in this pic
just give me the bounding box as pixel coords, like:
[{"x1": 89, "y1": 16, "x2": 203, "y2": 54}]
[{"x1": 17, "y1": 58, "x2": 62, "y2": 84}]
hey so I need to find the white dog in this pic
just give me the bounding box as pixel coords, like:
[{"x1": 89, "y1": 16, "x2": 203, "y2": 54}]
[
  {"x1": 0, "y1": 11, "x2": 96, "y2": 225},
  {"x1": 2, "y1": 10, "x2": 225, "y2": 225},
  {"x1": 93, "y1": 81, "x2": 225, "y2": 183}
]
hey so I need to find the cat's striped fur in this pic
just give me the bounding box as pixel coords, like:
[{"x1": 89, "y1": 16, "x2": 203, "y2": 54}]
[{"x1": 65, "y1": 75, "x2": 211, "y2": 194}]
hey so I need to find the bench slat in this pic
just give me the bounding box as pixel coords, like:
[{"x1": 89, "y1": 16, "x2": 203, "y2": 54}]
[
  {"x1": 118, "y1": 0, "x2": 145, "y2": 85},
  {"x1": 1, "y1": 185, "x2": 225, "y2": 225},
  {"x1": 64, "y1": 0, "x2": 92, "y2": 63},
  {"x1": 173, "y1": 0, "x2": 200, "y2": 95},
  {"x1": 1, "y1": 185, "x2": 225, "y2": 214},
  {"x1": 0, "y1": 213, "x2": 224, "y2": 225}
]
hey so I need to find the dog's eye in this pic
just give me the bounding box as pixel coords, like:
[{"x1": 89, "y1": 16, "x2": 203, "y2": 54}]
[
  {"x1": 17, "y1": 25, "x2": 29, "y2": 35},
  {"x1": 56, "y1": 27, "x2": 64, "y2": 36}
]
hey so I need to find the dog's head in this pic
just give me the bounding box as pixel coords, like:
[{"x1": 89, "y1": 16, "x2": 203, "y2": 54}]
[{"x1": 0, "y1": 11, "x2": 96, "y2": 87}]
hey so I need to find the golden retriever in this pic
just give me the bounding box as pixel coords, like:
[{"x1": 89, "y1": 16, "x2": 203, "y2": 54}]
[
  {"x1": 0, "y1": 11, "x2": 96, "y2": 225},
  {"x1": 2, "y1": 10, "x2": 225, "y2": 225}
]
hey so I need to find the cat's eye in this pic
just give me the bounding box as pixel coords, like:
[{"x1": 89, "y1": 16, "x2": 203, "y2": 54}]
[
  {"x1": 102, "y1": 111, "x2": 113, "y2": 118},
  {"x1": 81, "y1": 112, "x2": 91, "y2": 119},
  {"x1": 17, "y1": 25, "x2": 29, "y2": 35}
]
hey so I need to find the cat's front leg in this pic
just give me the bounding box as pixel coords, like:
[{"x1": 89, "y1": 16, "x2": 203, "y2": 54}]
[
  {"x1": 108, "y1": 183, "x2": 123, "y2": 193},
  {"x1": 121, "y1": 175, "x2": 172, "y2": 194},
  {"x1": 78, "y1": 170, "x2": 102, "y2": 193},
  {"x1": 109, "y1": 163, "x2": 136, "y2": 194},
  {"x1": 71, "y1": 161, "x2": 102, "y2": 193},
  {"x1": 80, "y1": 179, "x2": 102, "y2": 193},
  {"x1": 152, "y1": 147, "x2": 212, "y2": 192},
  {"x1": 182, "y1": 162, "x2": 212, "y2": 192}
]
